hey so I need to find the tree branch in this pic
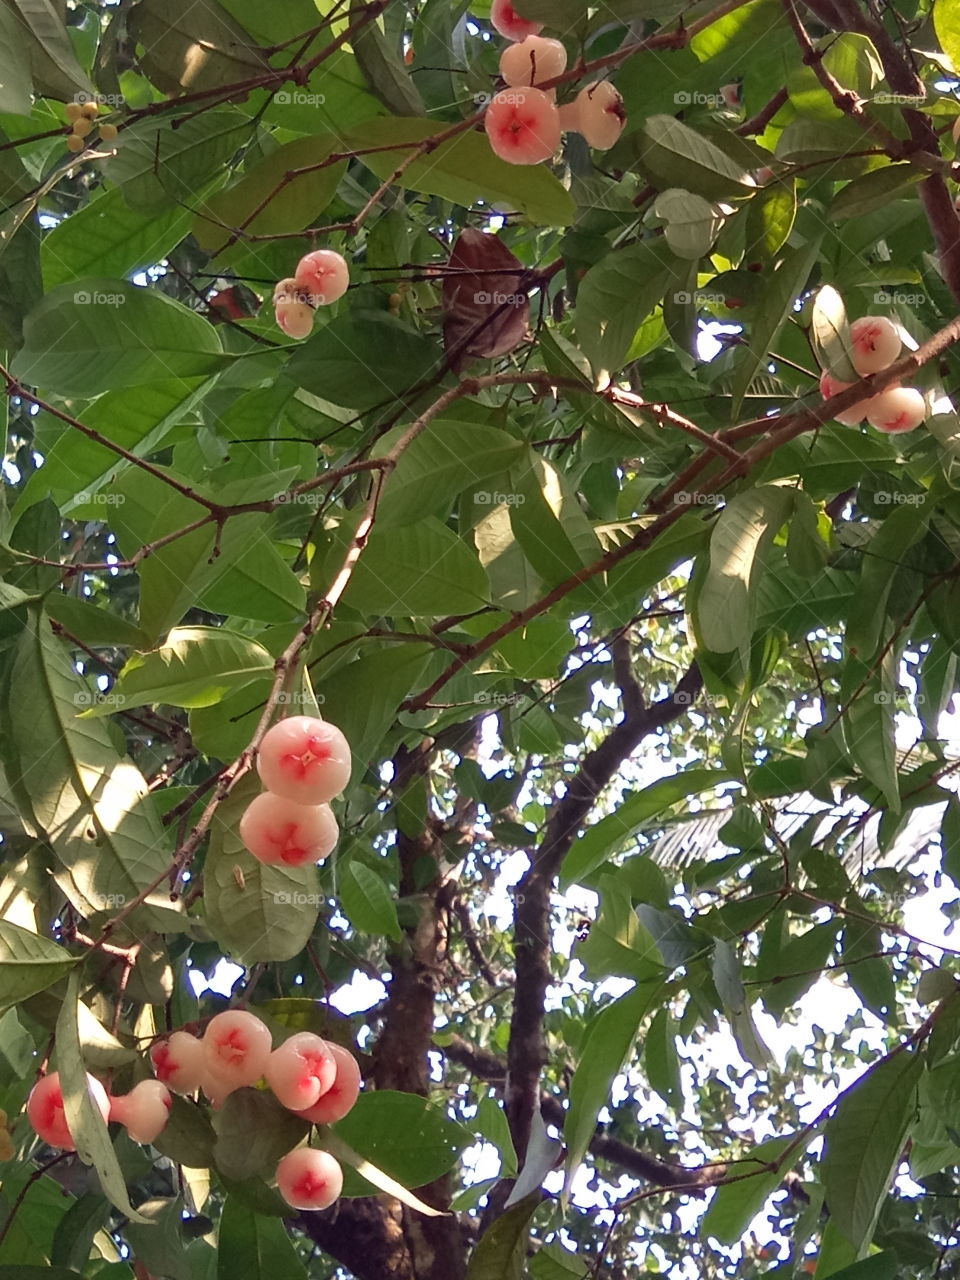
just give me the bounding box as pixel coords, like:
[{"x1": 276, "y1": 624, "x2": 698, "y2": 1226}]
[{"x1": 505, "y1": 660, "x2": 702, "y2": 1162}]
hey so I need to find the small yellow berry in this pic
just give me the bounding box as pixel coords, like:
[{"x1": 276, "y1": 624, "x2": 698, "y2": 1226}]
[
  {"x1": 0, "y1": 1129, "x2": 14, "y2": 1162},
  {"x1": 388, "y1": 293, "x2": 402, "y2": 309},
  {"x1": 80, "y1": 100, "x2": 99, "y2": 119},
  {"x1": 99, "y1": 122, "x2": 119, "y2": 141},
  {"x1": 72, "y1": 117, "x2": 93, "y2": 138},
  {"x1": 66, "y1": 102, "x2": 83, "y2": 123},
  {"x1": 66, "y1": 134, "x2": 85, "y2": 153}
]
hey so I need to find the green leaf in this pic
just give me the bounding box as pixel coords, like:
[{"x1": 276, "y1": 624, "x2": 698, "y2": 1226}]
[
  {"x1": 645, "y1": 1007, "x2": 683, "y2": 1111},
  {"x1": 129, "y1": 0, "x2": 269, "y2": 96},
  {"x1": 841, "y1": 896, "x2": 896, "y2": 1022},
  {"x1": 0, "y1": 921, "x2": 76, "y2": 1012},
  {"x1": 712, "y1": 940, "x2": 774, "y2": 1069},
  {"x1": 824, "y1": 1256, "x2": 898, "y2": 1280},
  {"x1": 830, "y1": 165, "x2": 924, "y2": 221},
  {"x1": 653, "y1": 188, "x2": 723, "y2": 260},
  {"x1": 194, "y1": 136, "x2": 347, "y2": 256},
  {"x1": 696, "y1": 486, "x2": 796, "y2": 655},
  {"x1": 744, "y1": 179, "x2": 797, "y2": 262},
  {"x1": 564, "y1": 983, "x2": 663, "y2": 1192},
  {"x1": 821, "y1": 1049, "x2": 923, "y2": 1253},
  {"x1": 217, "y1": 1197, "x2": 307, "y2": 1280},
  {"x1": 560, "y1": 767, "x2": 729, "y2": 889},
  {"x1": 14, "y1": 379, "x2": 211, "y2": 518},
  {"x1": 13, "y1": 280, "x2": 225, "y2": 397},
  {"x1": 108, "y1": 468, "x2": 305, "y2": 644},
  {"x1": 353, "y1": 20, "x2": 425, "y2": 116},
  {"x1": 934, "y1": 0, "x2": 960, "y2": 72},
  {"x1": 839, "y1": 649, "x2": 900, "y2": 814},
  {"x1": 204, "y1": 778, "x2": 322, "y2": 965},
  {"x1": 941, "y1": 795, "x2": 960, "y2": 890},
  {"x1": 41, "y1": 188, "x2": 193, "y2": 290},
  {"x1": 810, "y1": 284, "x2": 858, "y2": 382},
  {"x1": 339, "y1": 861, "x2": 402, "y2": 942},
  {"x1": 212, "y1": 1089, "x2": 309, "y2": 1181},
  {"x1": 508, "y1": 452, "x2": 604, "y2": 603},
  {"x1": 106, "y1": 111, "x2": 252, "y2": 214},
  {"x1": 378, "y1": 420, "x2": 526, "y2": 526},
  {"x1": 2, "y1": 608, "x2": 180, "y2": 930},
  {"x1": 0, "y1": 6, "x2": 34, "y2": 114},
  {"x1": 846, "y1": 498, "x2": 931, "y2": 660},
  {"x1": 731, "y1": 235, "x2": 822, "y2": 412},
  {"x1": 332, "y1": 1091, "x2": 469, "y2": 1196},
  {"x1": 85, "y1": 627, "x2": 273, "y2": 715},
  {"x1": 575, "y1": 239, "x2": 676, "y2": 374},
  {"x1": 577, "y1": 874, "x2": 666, "y2": 982},
  {"x1": 701, "y1": 1136, "x2": 796, "y2": 1243},
  {"x1": 288, "y1": 311, "x2": 444, "y2": 410},
  {"x1": 344, "y1": 117, "x2": 575, "y2": 226},
  {"x1": 56, "y1": 970, "x2": 148, "y2": 1222},
  {"x1": 343, "y1": 518, "x2": 490, "y2": 616},
  {"x1": 7, "y1": 0, "x2": 92, "y2": 99},
  {"x1": 638, "y1": 115, "x2": 758, "y2": 201},
  {"x1": 465, "y1": 1193, "x2": 541, "y2": 1280}
]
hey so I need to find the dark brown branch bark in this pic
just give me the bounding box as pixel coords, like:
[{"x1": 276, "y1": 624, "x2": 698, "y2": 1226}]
[
  {"x1": 442, "y1": 1035, "x2": 714, "y2": 1192},
  {"x1": 505, "y1": 660, "x2": 703, "y2": 1163}
]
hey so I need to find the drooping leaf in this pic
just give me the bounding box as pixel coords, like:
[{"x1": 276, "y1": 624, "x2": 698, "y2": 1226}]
[
  {"x1": 84, "y1": 627, "x2": 274, "y2": 716},
  {"x1": 821, "y1": 1049, "x2": 923, "y2": 1253},
  {"x1": 13, "y1": 279, "x2": 225, "y2": 396},
  {"x1": 695, "y1": 486, "x2": 796, "y2": 655},
  {"x1": 0, "y1": 921, "x2": 76, "y2": 1012},
  {"x1": 2, "y1": 608, "x2": 180, "y2": 931},
  {"x1": 56, "y1": 970, "x2": 148, "y2": 1222},
  {"x1": 564, "y1": 983, "x2": 663, "y2": 1193}
]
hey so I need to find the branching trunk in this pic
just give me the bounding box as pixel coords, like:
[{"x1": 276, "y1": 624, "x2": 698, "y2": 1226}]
[{"x1": 301, "y1": 739, "x2": 467, "y2": 1280}]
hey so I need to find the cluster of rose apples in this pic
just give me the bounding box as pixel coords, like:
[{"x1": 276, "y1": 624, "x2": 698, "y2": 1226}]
[
  {"x1": 273, "y1": 250, "x2": 350, "y2": 341},
  {"x1": 239, "y1": 714, "x2": 352, "y2": 867},
  {"x1": 65, "y1": 98, "x2": 118, "y2": 153},
  {"x1": 819, "y1": 314, "x2": 927, "y2": 434},
  {"x1": 27, "y1": 1011, "x2": 361, "y2": 1211},
  {"x1": 484, "y1": 0, "x2": 626, "y2": 165}
]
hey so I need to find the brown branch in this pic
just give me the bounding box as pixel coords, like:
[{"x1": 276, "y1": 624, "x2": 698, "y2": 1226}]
[
  {"x1": 505, "y1": 660, "x2": 702, "y2": 1164},
  {"x1": 828, "y1": 0, "x2": 960, "y2": 304},
  {"x1": 441, "y1": 1034, "x2": 719, "y2": 1192},
  {"x1": 407, "y1": 313, "x2": 960, "y2": 714}
]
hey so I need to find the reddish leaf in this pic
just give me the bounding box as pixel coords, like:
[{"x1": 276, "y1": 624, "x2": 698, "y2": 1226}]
[{"x1": 442, "y1": 229, "x2": 531, "y2": 369}]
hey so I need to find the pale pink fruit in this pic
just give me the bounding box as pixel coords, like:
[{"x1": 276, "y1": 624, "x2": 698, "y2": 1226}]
[
  {"x1": 257, "y1": 716, "x2": 352, "y2": 805},
  {"x1": 295, "y1": 1043, "x2": 362, "y2": 1126},
  {"x1": 720, "y1": 82, "x2": 741, "y2": 108},
  {"x1": 27, "y1": 1072, "x2": 109, "y2": 1151},
  {"x1": 265, "y1": 1033, "x2": 337, "y2": 1111},
  {"x1": 276, "y1": 1146, "x2": 343, "y2": 1210},
  {"x1": 150, "y1": 1030, "x2": 205, "y2": 1095},
  {"x1": 849, "y1": 315, "x2": 901, "y2": 375},
  {"x1": 109, "y1": 1080, "x2": 172, "y2": 1144},
  {"x1": 865, "y1": 385, "x2": 926, "y2": 433},
  {"x1": 819, "y1": 370, "x2": 873, "y2": 427},
  {"x1": 275, "y1": 299, "x2": 314, "y2": 340},
  {"x1": 240, "y1": 793, "x2": 339, "y2": 866},
  {"x1": 490, "y1": 0, "x2": 542, "y2": 40},
  {"x1": 499, "y1": 35, "x2": 566, "y2": 87},
  {"x1": 557, "y1": 101, "x2": 581, "y2": 133},
  {"x1": 201, "y1": 1010, "x2": 272, "y2": 1089},
  {"x1": 273, "y1": 277, "x2": 302, "y2": 303},
  {"x1": 574, "y1": 81, "x2": 627, "y2": 149},
  {"x1": 485, "y1": 86, "x2": 561, "y2": 165},
  {"x1": 294, "y1": 250, "x2": 350, "y2": 306}
]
